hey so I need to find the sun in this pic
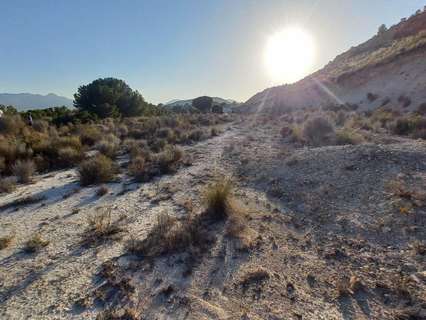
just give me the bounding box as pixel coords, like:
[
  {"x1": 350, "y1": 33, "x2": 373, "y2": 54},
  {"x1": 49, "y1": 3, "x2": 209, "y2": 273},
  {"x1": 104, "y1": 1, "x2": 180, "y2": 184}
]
[{"x1": 264, "y1": 27, "x2": 315, "y2": 84}]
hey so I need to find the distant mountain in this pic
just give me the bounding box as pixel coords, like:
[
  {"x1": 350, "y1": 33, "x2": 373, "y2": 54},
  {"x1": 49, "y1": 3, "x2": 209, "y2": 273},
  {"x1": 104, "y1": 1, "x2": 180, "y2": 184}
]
[
  {"x1": 0, "y1": 93, "x2": 73, "y2": 110},
  {"x1": 245, "y1": 8, "x2": 426, "y2": 113},
  {"x1": 165, "y1": 97, "x2": 239, "y2": 108}
]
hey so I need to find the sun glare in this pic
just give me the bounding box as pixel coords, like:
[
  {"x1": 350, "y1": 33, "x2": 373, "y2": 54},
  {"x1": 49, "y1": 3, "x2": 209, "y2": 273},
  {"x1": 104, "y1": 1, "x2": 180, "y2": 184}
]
[{"x1": 264, "y1": 27, "x2": 315, "y2": 84}]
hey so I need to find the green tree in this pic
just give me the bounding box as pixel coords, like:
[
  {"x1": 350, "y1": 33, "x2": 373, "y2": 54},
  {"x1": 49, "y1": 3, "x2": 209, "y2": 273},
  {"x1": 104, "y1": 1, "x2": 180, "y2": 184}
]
[
  {"x1": 73, "y1": 78, "x2": 148, "y2": 118},
  {"x1": 192, "y1": 96, "x2": 213, "y2": 113}
]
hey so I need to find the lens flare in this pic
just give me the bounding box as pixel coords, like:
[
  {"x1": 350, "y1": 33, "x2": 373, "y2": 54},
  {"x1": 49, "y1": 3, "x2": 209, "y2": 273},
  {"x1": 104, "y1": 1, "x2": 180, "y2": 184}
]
[{"x1": 264, "y1": 27, "x2": 315, "y2": 84}]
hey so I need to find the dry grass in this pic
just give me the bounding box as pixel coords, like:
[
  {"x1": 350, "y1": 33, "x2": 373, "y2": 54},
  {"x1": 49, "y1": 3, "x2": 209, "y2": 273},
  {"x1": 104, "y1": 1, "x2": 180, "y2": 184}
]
[
  {"x1": 94, "y1": 134, "x2": 120, "y2": 158},
  {"x1": 128, "y1": 156, "x2": 147, "y2": 182},
  {"x1": 335, "y1": 128, "x2": 365, "y2": 145},
  {"x1": 336, "y1": 275, "x2": 363, "y2": 297},
  {"x1": 23, "y1": 233, "x2": 49, "y2": 253},
  {"x1": 203, "y1": 178, "x2": 233, "y2": 219},
  {"x1": 12, "y1": 159, "x2": 36, "y2": 183},
  {"x1": 155, "y1": 145, "x2": 183, "y2": 174},
  {"x1": 0, "y1": 234, "x2": 14, "y2": 250},
  {"x1": 84, "y1": 208, "x2": 123, "y2": 244},
  {"x1": 126, "y1": 212, "x2": 207, "y2": 257}
]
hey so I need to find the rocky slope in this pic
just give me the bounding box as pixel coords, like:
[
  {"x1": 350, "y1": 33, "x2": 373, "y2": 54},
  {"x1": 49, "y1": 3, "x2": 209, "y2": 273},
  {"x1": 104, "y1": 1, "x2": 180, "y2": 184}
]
[{"x1": 245, "y1": 10, "x2": 426, "y2": 113}]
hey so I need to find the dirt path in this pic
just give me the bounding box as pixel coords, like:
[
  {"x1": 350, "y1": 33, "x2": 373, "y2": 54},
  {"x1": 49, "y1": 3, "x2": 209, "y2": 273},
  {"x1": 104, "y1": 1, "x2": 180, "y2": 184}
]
[{"x1": 0, "y1": 123, "x2": 243, "y2": 319}]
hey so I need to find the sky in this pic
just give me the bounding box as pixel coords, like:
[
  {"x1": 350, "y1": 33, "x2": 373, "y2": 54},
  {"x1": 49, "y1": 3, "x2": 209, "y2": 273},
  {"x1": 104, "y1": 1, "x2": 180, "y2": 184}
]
[{"x1": 0, "y1": 0, "x2": 424, "y2": 104}]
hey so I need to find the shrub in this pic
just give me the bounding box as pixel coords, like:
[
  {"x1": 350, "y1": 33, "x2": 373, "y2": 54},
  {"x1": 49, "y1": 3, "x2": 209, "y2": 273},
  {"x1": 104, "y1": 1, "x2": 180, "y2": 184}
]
[
  {"x1": 150, "y1": 138, "x2": 167, "y2": 153},
  {"x1": 0, "y1": 177, "x2": 17, "y2": 193},
  {"x1": 53, "y1": 136, "x2": 82, "y2": 151},
  {"x1": 302, "y1": 116, "x2": 335, "y2": 146},
  {"x1": 12, "y1": 159, "x2": 36, "y2": 183},
  {"x1": 128, "y1": 156, "x2": 147, "y2": 182},
  {"x1": 335, "y1": 129, "x2": 364, "y2": 145},
  {"x1": 189, "y1": 129, "x2": 205, "y2": 142},
  {"x1": 157, "y1": 128, "x2": 173, "y2": 139},
  {"x1": 84, "y1": 209, "x2": 122, "y2": 243},
  {"x1": 210, "y1": 127, "x2": 220, "y2": 137},
  {"x1": 56, "y1": 147, "x2": 84, "y2": 167},
  {"x1": 32, "y1": 120, "x2": 49, "y2": 133},
  {"x1": 79, "y1": 126, "x2": 103, "y2": 146},
  {"x1": 95, "y1": 135, "x2": 120, "y2": 158},
  {"x1": 155, "y1": 145, "x2": 183, "y2": 174},
  {"x1": 127, "y1": 212, "x2": 205, "y2": 257},
  {"x1": 0, "y1": 115, "x2": 25, "y2": 135},
  {"x1": 23, "y1": 233, "x2": 49, "y2": 253},
  {"x1": 78, "y1": 155, "x2": 115, "y2": 186},
  {"x1": 116, "y1": 124, "x2": 129, "y2": 138},
  {"x1": 392, "y1": 118, "x2": 415, "y2": 135},
  {"x1": 203, "y1": 178, "x2": 233, "y2": 219}
]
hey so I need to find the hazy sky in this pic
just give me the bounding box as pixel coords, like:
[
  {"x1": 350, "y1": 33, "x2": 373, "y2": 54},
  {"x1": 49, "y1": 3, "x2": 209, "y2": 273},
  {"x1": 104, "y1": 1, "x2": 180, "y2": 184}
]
[{"x1": 0, "y1": 0, "x2": 424, "y2": 104}]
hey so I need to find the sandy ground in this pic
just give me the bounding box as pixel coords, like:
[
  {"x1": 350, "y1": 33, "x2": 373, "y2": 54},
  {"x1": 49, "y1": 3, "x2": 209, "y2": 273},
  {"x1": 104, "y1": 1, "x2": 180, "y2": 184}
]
[{"x1": 0, "y1": 118, "x2": 425, "y2": 319}]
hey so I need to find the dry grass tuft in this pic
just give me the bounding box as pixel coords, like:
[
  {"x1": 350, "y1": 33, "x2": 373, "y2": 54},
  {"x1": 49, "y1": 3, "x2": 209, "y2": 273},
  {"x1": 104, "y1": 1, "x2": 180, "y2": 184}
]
[
  {"x1": 335, "y1": 128, "x2": 364, "y2": 145},
  {"x1": 128, "y1": 156, "x2": 147, "y2": 182},
  {"x1": 127, "y1": 212, "x2": 208, "y2": 258},
  {"x1": 12, "y1": 159, "x2": 36, "y2": 183},
  {"x1": 23, "y1": 233, "x2": 49, "y2": 253},
  {"x1": 203, "y1": 178, "x2": 233, "y2": 219},
  {"x1": 155, "y1": 145, "x2": 184, "y2": 174},
  {"x1": 84, "y1": 208, "x2": 123, "y2": 244},
  {"x1": 336, "y1": 275, "x2": 363, "y2": 297},
  {"x1": 0, "y1": 177, "x2": 17, "y2": 194},
  {"x1": 0, "y1": 234, "x2": 14, "y2": 250}
]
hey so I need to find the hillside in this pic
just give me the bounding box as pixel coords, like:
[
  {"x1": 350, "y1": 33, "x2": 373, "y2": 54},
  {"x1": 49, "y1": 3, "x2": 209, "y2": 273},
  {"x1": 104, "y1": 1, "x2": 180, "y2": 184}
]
[
  {"x1": 245, "y1": 9, "x2": 426, "y2": 113},
  {"x1": 0, "y1": 93, "x2": 73, "y2": 110}
]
